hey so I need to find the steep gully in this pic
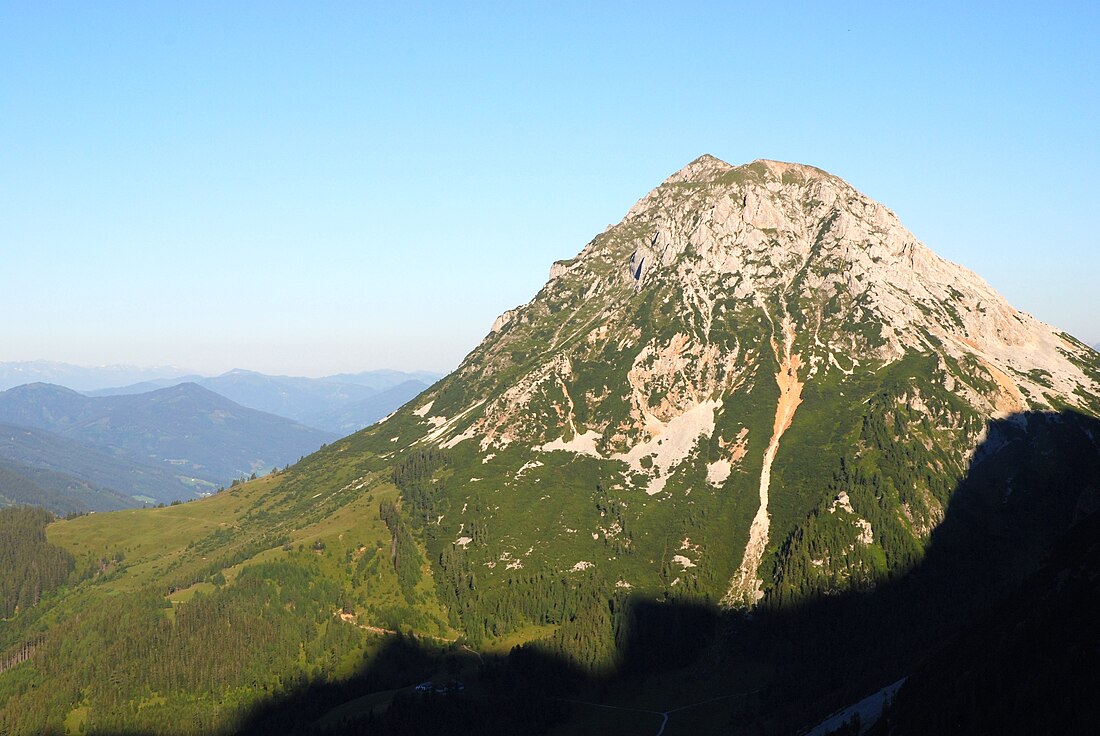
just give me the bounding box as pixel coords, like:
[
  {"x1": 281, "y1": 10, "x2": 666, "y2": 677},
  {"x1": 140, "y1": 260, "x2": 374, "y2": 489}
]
[{"x1": 723, "y1": 316, "x2": 804, "y2": 606}]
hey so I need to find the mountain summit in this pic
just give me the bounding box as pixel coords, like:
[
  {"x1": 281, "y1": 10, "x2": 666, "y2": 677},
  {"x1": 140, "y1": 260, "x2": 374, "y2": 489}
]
[{"x1": 363, "y1": 155, "x2": 1100, "y2": 607}]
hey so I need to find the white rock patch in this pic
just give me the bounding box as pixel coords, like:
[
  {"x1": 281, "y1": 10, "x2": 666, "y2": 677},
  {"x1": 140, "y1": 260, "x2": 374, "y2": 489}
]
[
  {"x1": 517, "y1": 459, "x2": 544, "y2": 477},
  {"x1": 421, "y1": 400, "x2": 484, "y2": 445},
  {"x1": 672, "y1": 554, "x2": 697, "y2": 568},
  {"x1": 614, "y1": 399, "x2": 721, "y2": 495},
  {"x1": 706, "y1": 458, "x2": 732, "y2": 486},
  {"x1": 855, "y1": 518, "x2": 874, "y2": 545},
  {"x1": 442, "y1": 424, "x2": 478, "y2": 449},
  {"x1": 828, "y1": 491, "x2": 874, "y2": 544},
  {"x1": 829, "y1": 491, "x2": 856, "y2": 514},
  {"x1": 537, "y1": 429, "x2": 602, "y2": 458}
]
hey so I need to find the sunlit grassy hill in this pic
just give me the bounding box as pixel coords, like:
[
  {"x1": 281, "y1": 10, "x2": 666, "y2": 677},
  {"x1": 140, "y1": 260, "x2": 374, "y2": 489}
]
[{"x1": 0, "y1": 441, "x2": 462, "y2": 734}]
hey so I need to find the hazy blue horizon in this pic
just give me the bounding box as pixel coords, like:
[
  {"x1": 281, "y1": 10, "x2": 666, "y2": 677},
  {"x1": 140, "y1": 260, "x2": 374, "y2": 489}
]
[
  {"x1": 0, "y1": 360, "x2": 444, "y2": 392},
  {"x1": 3, "y1": 2, "x2": 1097, "y2": 375}
]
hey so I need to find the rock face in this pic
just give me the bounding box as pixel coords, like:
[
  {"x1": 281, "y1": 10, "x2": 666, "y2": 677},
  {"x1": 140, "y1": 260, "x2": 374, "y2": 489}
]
[{"x1": 361, "y1": 155, "x2": 1100, "y2": 606}]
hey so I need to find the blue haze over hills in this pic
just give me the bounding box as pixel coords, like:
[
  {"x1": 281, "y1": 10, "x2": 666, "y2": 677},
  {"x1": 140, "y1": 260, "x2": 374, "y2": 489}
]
[
  {"x1": 0, "y1": 362, "x2": 439, "y2": 434},
  {"x1": 0, "y1": 363, "x2": 439, "y2": 513}
]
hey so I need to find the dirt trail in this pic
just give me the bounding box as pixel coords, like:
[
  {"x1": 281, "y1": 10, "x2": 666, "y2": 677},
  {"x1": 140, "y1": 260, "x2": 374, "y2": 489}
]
[{"x1": 723, "y1": 318, "x2": 804, "y2": 606}]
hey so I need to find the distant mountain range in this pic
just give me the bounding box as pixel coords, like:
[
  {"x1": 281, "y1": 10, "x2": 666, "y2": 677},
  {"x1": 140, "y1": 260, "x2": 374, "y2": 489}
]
[
  {"x1": 301, "y1": 380, "x2": 431, "y2": 434},
  {"x1": 0, "y1": 361, "x2": 188, "y2": 393},
  {"x1": 0, "y1": 365, "x2": 439, "y2": 513},
  {"x1": 0, "y1": 383, "x2": 335, "y2": 510},
  {"x1": 88, "y1": 368, "x2": 438, "y2": 433}
]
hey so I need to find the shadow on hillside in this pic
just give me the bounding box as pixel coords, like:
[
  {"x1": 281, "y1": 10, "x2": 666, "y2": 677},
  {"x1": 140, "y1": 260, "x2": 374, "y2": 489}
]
[
  {"x1": 84, "y1": 410, "x2": 1100, "y2": 736},
  {"x1": 865, "y1": 506, "x2": 1100, "y2": 736}
]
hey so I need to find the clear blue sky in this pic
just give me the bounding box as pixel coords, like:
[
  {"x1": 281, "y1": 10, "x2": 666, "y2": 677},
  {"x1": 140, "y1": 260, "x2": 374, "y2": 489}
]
[{"x1": 2, "y1": 1, "x2": 1097, "y2": 376}]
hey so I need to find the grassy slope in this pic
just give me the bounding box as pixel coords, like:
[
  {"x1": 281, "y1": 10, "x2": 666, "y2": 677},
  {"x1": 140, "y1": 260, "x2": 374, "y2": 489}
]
[
  {"x1": 0, "y1": 439, "x2": 461, "y2": 734},
  {"x1": 45, "y1": 468, "x2": 456, "y2": 635}
]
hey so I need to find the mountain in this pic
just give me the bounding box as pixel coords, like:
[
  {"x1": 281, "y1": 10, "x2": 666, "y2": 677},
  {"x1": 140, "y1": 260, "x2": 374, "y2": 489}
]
[
  {"x1": 0, "y1": 422, "x2": 201, "y2": 506},
  {"x1": 85, "y1": 375, "x2": 204, "y2": 395},
  {"x1": 1, "y1": 156, "x2": 1098, "y2": 734},
  {"x1": 327, "y1": 369, "x2": 443, "y2": 392},
  {"x1": 361, "y1": 155, "x2": 1100, "y2": 607},
  {"x1": 88, "y1": 370, "x2": 376, "y2": 421},
  {"x1": 89, "y1": 369, "x2": 440, "y2": 433},
  {"x1": 0, "y1": 383, "x2": 91, "y2": 430},
  {"x1": 302, "y1": 379, "x2": 431, "y2": 434},
  {"x1": 0, "y1": 382, "x2": 336, "y2": 492},
  {"x1": 183, "y1": 369, "x2": 379, "y2": 425},
  {"x1": 0, "y1": 361, "x2": 187, "y2": 392}
]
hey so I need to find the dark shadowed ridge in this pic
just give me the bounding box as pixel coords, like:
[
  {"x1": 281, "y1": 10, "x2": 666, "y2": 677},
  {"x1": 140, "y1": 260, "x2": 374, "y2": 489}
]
[
  {"x1": 67, "y1": 409, "x2": 1100, "y2": 736},
  {"x1": 867, "y1": 509, "x2": 1100, "y2": 736}
]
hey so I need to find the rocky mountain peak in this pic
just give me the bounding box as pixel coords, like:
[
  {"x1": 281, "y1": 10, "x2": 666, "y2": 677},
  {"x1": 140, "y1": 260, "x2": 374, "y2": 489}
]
[
  {"x1": 449, "y1": 159, "x2": 1099, "y2": 452},
  {"x1": 660, "y1": 153, "x2": 734, "y2": 184},
  {"x1": 750, "y1": 158, "x2": 832, "y2": 180},
  {"x1": 588, "y1": 157, "x2": 1096, "y2": 417},
  {"x1": 374, "y1": 155, "x2": 1100, "y2": 608},
  {"x1": 659, "y1": 155, "x2": 832, "y2": 188}
]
